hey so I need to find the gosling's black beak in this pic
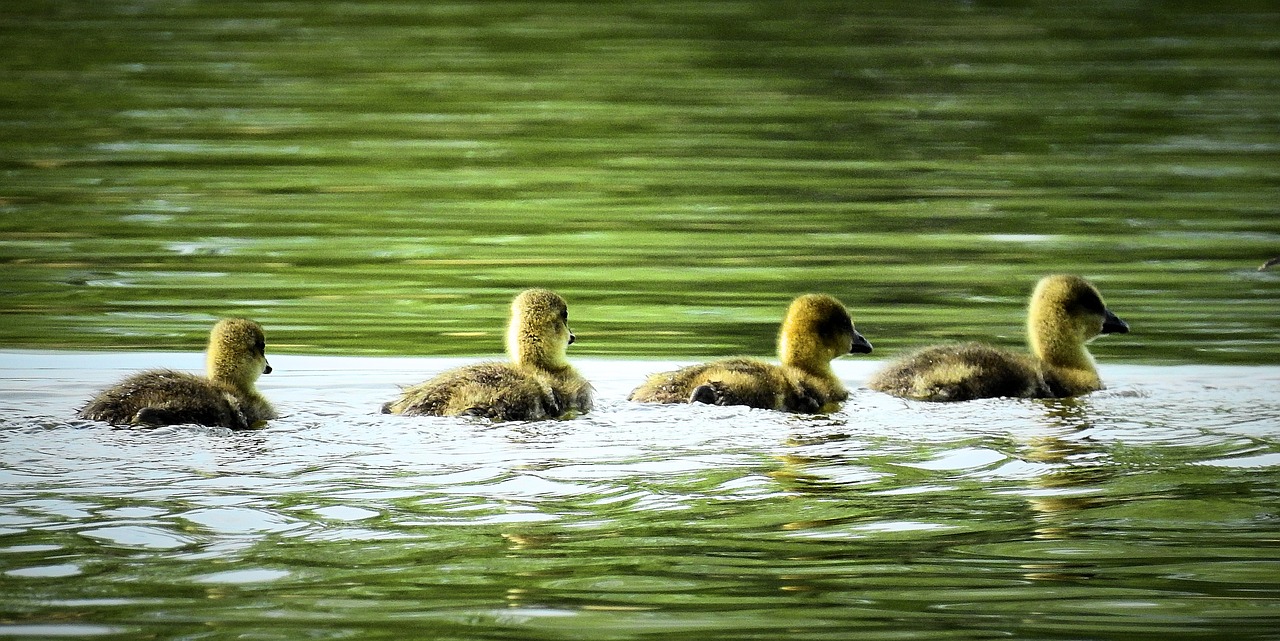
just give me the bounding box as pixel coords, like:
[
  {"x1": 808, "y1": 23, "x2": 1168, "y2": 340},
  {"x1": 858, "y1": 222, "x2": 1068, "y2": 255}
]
[
  {"x1": 1101, "y1": 309, "x2": 1129, "y2": 335},
  {"x1": 850, "y1": 330, "x2": 873, "y2": 354},
  {"x1": 567, "y1": 330, "x2": 576, "y2": 346},
  {"x1": 263, "y1": 361, "x2": 273, "y2": 375}
]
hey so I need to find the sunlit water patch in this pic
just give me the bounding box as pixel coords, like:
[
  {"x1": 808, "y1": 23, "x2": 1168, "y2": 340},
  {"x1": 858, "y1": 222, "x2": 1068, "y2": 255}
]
[{"x1": 1, "y1": 351, "x2": 1278, "y2": 639}]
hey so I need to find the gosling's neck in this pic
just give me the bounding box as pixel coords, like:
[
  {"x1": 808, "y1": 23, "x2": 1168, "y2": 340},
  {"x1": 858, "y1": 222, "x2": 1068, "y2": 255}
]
[
  {"x1": 778, "y1": 334, "x2": 833, "y2": 377},
  {"x1": 1027, "y1": 319, "x2": 1101, "y2": 393},
  {"x1": 207, "y1": 352, "x2": 256, "y2": 393},
  {"x1": 507, "y1": 330, "x2": 570, "y2": 374}
]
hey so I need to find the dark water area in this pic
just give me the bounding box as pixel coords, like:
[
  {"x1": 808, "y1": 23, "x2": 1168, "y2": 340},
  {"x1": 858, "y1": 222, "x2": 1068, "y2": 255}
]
[{"x1": 0, "y1": 0, "x2": 1277, "y2": 361}]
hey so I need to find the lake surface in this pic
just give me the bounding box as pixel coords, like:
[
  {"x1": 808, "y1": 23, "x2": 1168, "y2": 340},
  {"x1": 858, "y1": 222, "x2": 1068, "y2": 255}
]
[
  {"x1": 1, "y1": 0, "x2": 1278, "y2": 361},
  {"x1": 2, "y1": 351, "x2": 1279, "y2": 640},
  {"x1": 2, "y1": 1, "x2": 1280, "y2": 639}
]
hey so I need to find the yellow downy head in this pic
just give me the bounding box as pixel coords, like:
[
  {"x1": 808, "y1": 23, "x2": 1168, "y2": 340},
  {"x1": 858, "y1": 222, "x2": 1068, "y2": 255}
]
[
  {"x1": 1027, "y1": 274, "x2": 1128, "y2": 371},
  {"x1": 205, "y1": 318, "x2": 272, "y2": 390},
  {"x1": 777, "y1": 294, "x2": 872, "y2": 371},
  {"x1": 506, "y1": 289, "x2": 575, "y2": 371}
]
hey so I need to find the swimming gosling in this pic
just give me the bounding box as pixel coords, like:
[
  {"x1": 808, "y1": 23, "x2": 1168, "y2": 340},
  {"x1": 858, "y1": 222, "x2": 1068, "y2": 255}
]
[
  {"x1": 382, "y1": 289, "x2": 593, "y2": 421},
  {"x1": 78, "y1": 318, "x2": 276, "y2": 429},
  {"x1": 629, "y1": 294, "x2": 872, "y2": 413},
  {"x1": 868, "y1": 274, "x2": 1128, "y2": 402}
]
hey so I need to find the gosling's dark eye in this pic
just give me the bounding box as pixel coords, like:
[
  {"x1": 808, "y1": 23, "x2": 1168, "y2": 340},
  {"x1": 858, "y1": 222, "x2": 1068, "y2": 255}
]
[
  {"x1": 560, "y1": 309, "x2": 569, "y2": 322},
  {"x1": 816, "y1": 314, "x2": 853, "y2": 342},
  {"x1": 1071, "y1": 292, "x2": 1106, "y2": 316},
  {"x1": 255, "y1": 338, "x2": 266, "y2": 353}
]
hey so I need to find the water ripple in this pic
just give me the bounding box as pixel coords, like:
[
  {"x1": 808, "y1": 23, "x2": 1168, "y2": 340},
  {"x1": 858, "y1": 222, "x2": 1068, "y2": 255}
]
[{"x1": 2, "y1": 353, "x2": 1278, "y2": 638}]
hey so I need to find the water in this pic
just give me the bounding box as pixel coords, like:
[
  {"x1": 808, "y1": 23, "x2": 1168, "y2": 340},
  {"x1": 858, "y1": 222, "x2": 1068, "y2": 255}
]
[
  {"x1": 1, "y1": 0, "x2": 1278, "y2": 361},
  {"x1": 3, "y1": 0, "x2": 1280, "y2": 638},
  {"x1": 2, "y1": 351, "x2": 1279, "y2": 639}
]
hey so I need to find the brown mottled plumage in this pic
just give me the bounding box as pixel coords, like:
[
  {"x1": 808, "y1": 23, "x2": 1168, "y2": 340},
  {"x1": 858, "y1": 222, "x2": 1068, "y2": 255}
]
[
  {"x1": 868, "y1": 275, "x2": 1128, "y2": 402},
  {"x1": 78, "y1": 318, "x2": 276, "y2": 428},
  {"x1": 382, "y1": 289, "x2": 593, "y2": 421},
  {"x1": 629, "y1": 294, "x2": 872, "y2": 413}
]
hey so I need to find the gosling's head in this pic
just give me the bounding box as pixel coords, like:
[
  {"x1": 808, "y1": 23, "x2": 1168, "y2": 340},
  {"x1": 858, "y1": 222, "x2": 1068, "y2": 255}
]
[
  {"x1": 206, "y1": 318, "x2": 271, "y2": 388},
  {"x1": 1027, "y1": 275, "x2": 1128, "y2": 359},
  {"x1": 506, "y1": 289, "x2": 575, "y2": 370},
  {"x1": 777, "y1": 294, "x2": 872, "y2": 369}
]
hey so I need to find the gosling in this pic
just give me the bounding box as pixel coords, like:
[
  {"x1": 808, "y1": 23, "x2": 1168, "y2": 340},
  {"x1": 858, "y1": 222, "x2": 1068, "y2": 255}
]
[
  {"x1": 867, "y1": 274, "x2": 1129, "y2": 402},
  {"x1": 629, "y1": 294, "x2": 872, "y2": 413},
  {"x1": 382, "y1": 289, "x2": 593, "y2": 421},
  {"x1": 78, "y1": 318, "x2": 276, "y2": 429}
]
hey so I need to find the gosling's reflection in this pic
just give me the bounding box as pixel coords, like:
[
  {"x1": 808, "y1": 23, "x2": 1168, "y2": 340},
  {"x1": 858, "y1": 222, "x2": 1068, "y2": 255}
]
[
  {"x1": 772, "y1": 415, "x2": 861, "y2": 500},
  {"x1": 767, "y1": 398, "x2": 1126, "y2": 584},
  {"x1": 1018, "y1": 397, "x2": 1117, "y2": 581},
  {"x1": 1025, "y1": 397, "x2": 1113, "y2": 532}
]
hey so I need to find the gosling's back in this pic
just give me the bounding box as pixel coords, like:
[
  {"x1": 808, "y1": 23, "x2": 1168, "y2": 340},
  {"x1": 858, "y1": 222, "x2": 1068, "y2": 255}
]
[
  {"x1": 628, "y1": 358, "x2": 793, "y2": 409},
  {"x1": 866, "y1": 343, "x2": 1050, "y2": 402},
  {"x1": 79, "y1": 369, "x2": 261, "y2": 429},
  {"x1": 382, "y1": 362, "x2": 561, "y2": 421}
]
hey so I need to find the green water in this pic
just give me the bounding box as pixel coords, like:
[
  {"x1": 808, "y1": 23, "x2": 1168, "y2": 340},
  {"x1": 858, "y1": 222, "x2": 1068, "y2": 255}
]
[
  {"x1": 1, "y1": 0, "x2": 1277, "y2": 361},
  {"x1": 2, "y1": 2, "x2": 1280, "y2": 640}
]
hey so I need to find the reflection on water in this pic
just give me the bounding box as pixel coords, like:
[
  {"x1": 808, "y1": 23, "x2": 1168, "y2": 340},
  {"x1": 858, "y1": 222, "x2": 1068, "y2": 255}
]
[
  {"x1": 1, "y1": 0, "x2": 1278, "y2": 361},
  {"x1": 3, "y1": 0, "x2": 1279, "y2": 636},
  {"x1": 2, "y1": 351, "x2": 1279, "y2": 639}
]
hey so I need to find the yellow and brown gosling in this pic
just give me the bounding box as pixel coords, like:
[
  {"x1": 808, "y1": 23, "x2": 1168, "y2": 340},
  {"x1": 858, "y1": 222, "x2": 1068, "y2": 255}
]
[
  {"x1": 78, "y1": 318, "x2": 276, "y2": 429},
  {"x1": 867, "y1": 274, "x2": 1128, "y2": 402},
  {"x1": 629, "y1": 294, "x2": 872, "y2": 413},
  {"x1": 382, "y1": 289, "x2": 593, "y2": 421}
]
